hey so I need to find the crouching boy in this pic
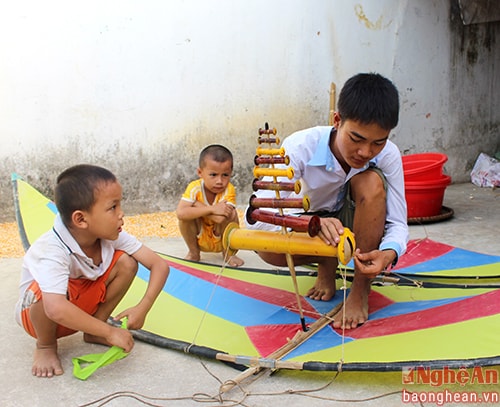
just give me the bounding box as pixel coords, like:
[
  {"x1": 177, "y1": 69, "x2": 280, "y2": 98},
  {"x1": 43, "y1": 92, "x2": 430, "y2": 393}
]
[{"x1": 15, "y1": 164, "x2": 170, "y2": 377}]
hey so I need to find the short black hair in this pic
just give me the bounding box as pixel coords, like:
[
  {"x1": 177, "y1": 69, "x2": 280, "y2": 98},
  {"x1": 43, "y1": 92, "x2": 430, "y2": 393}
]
[
  {"x1": 199, "y1": 144, "x2": 233, "y2": 169},
  {"x1": 55, "y1": 164, "x2": 117, "y2": 227},
  {"x1": 337, "y1": 73, "x2": 399, "y2": 131}
]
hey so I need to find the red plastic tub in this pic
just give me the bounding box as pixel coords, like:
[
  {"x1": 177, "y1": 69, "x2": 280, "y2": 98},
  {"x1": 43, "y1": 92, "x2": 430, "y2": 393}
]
[
  {"x1": 403, "y1": 153, "x2": 448, "y2": 182},
  {"x1": 405, "y1": 175, "x2": 451, "y2": 218}
]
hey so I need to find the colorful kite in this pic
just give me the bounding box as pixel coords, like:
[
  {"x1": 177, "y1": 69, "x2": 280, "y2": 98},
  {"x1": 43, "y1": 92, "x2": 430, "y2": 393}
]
[{"x1": 11, "y1": 174, "x2": 500, "y2": 375}]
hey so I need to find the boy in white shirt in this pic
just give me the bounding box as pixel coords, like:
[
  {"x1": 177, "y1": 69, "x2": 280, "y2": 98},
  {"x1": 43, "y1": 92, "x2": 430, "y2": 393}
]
[
  {"x1": 16, "y1": 164, "x2": 170, "y2": 377},
  {"x1": 246, "y1": 73, "x2": 408, "y2": 329}
]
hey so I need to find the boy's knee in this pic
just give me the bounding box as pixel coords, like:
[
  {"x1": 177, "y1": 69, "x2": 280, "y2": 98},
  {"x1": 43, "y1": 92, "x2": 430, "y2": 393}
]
[
  {"x1": 116, "y1": 253, "x2": 139, "y2": 277},
  {"x1": 351, "y1": 171, "x2": 386, "y2": 202},
  {"x1": 179, "y1": 218, "x2": 201, "y2": 234}
]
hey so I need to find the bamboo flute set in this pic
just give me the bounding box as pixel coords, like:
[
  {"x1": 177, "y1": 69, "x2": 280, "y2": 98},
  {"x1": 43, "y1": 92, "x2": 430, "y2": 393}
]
[{"x1": 222, "y1": 123, "x2": 356, "y2": 266}]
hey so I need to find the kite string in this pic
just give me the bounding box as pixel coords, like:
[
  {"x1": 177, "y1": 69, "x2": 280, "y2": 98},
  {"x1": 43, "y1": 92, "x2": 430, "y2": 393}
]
[
  {"x1": 382, "y1": 232, "x2": 431, "y2": 290},
  {"x1": 190, "y1": 252, "x2": 231, "y2": 346},
  {"x1": 338, "y1": 262, "x2": 348, "y2": 367},
  {"x1": 403, "y1": 223, "x2": 430, "y2": 257}
]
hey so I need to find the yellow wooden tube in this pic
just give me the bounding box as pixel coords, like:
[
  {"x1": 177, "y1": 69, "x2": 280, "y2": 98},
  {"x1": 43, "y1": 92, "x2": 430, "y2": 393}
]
[
  {"x1": 256, "y1": 146, "x2": 285, "y2": 157},
  {"x1": 223, "y1": 223, "x2": 355, "y2": 265},
  {"x1": 253, "y1": 166, "x2": 294, "y2": 179}
]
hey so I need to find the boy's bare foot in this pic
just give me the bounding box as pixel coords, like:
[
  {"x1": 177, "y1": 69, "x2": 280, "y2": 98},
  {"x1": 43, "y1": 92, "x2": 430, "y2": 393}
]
[
  {"x1": 306, "y1": 268, "x2": 336, "y2": 301},
  {"x1": 33, "y1": 343, "x2": 64, "y2": 378},
  {"x1": 332, "y1": 290, "x2": 369, "y2": 329},
  {"x1": 184, "y1": 251, "x2": 201, "y2": 262},
  {"x1": 83, "y1": 333, "x2": 111, "y2": 346},
  {"x1": 226, "y1": 255, "x2": 244, "y2": 267}
]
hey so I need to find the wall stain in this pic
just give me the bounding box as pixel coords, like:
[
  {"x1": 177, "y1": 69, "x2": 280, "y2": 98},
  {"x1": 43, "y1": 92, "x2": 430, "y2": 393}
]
[
  {"x1": 451, "y1": 0, "x2": 497, "y2": 68},
  {"x1": 354, "y1": 4, "x2": 391, "y2": 30}
]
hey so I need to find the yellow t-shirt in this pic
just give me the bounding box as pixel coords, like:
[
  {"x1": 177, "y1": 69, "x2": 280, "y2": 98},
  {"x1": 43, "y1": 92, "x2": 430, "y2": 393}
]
[
  {"x1": 181, "y1": 179, "x2": 236, "y2": 210},
  {"x1": 181, "y1": 179, "x2": 237, "y2": 252}
]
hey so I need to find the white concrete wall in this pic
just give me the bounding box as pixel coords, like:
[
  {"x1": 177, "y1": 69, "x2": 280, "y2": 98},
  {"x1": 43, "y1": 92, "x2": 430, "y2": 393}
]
[{"x1": 1, "y1": 0, "x2": 498, "y2": 218}]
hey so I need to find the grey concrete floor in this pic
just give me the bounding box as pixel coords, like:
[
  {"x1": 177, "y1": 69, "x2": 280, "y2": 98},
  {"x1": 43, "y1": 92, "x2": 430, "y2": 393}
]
[{"x1": 0, "y1": 183, "x2": 499, "y2": 406}]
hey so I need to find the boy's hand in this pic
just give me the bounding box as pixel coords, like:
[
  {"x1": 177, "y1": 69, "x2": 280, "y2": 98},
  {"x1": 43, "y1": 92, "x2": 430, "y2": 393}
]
[
  {"x1": 114, "y1": 306, "x2": 147, "y2": 331},
  {"x1": 209, "y1": 201, "x2": 235, "y2": 222},
  {"x1": 106, "y1": 326, "x2": 134, "y2": 353},
  {"x1": 354, "y1": 249, "x2": 395, "y2": 279},
  {"x1": 318, "y1": 217, "x2": 344, "y2": 247}
]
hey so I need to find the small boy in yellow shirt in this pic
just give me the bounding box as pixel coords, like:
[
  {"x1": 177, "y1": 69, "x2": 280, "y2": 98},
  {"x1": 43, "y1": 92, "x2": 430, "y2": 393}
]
[{"x1": 176, "y1": 144, "x2": 244, "y2": 267}]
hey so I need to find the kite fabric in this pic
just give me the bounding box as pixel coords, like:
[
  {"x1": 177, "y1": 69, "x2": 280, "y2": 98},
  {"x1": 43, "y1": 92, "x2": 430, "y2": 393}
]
[{"x1": 11, "y1": 174, "x2": 500, "y2": 371}]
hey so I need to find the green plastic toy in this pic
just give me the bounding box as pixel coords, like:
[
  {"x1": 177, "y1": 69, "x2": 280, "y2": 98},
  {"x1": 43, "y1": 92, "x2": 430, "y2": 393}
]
[{"x1": 72, "y1": 318, "x2": 129, "y2": 380}]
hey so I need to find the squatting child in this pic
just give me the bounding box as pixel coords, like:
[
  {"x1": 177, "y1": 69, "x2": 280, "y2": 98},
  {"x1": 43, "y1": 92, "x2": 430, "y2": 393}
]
[
  {"x1": 15, "y1": 164, "x2": 170, "y2": 377},
  {"x1": 176, "y1": 144, "x2": 244, "y2": 267},
  {"x1": 245, "y1": 73, "x2": 409, "y2": 329}
]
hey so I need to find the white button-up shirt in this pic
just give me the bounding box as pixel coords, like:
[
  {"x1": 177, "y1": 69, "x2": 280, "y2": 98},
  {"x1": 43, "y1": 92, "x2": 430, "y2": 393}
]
[{"x1": 16, "y1": 214, "x2": 142, "y2": 324}]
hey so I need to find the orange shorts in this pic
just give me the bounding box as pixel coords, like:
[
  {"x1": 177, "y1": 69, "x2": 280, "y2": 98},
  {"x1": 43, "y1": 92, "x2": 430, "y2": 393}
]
[
  {"x1": 20, "y1": 250, "x2": 125, "y2": 339},
  {"x1": 198, "y1": 222, "x2": 222, "y2": 253}
]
